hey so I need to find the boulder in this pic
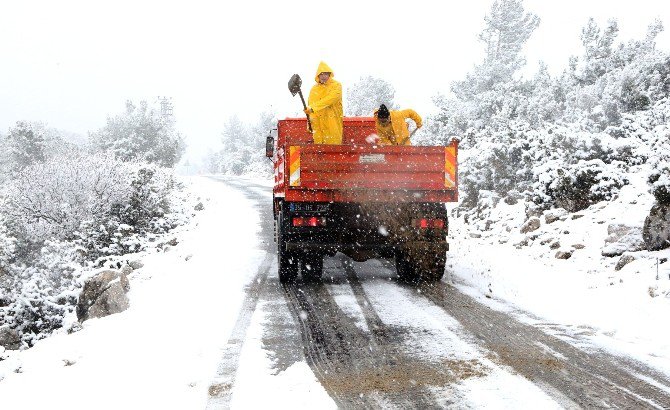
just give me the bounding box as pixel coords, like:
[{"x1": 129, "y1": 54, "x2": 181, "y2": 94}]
[
  {"x1": 0, "y1": 326, "x2": 21, "y2": 350},
  {"x1": 503, "y1": 190, "x2": 524, "y2": 205},
  {"x1": 643, "y1": 203, "x2": 670, "y2": 251},
  {"x1": 77, "y1": 270, "x2": 130, "y2": 322},
  {"x1": 615, "y1": 255, "x2": 636, "y2": 271},
  {"x1": 601, "y1": 224, "x2": 645, "y2": 257},
  {"x1": 544, "y1": 208, "x2": 567, "y2": 224},
  {"x1": 555, "y1": 250, "x2": 573, "y2": 259},
  {"x1": 520, "y1": 217, "x2": 541, "y2": 234}
]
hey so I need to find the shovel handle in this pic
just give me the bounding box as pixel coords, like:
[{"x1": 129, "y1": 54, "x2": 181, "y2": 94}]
[
  {"x1": 397, "y1": 127, "x2": 419, "y2": 146},
  {"x1": 297, "y1": 90, "x2": 314, "y2": 134}
]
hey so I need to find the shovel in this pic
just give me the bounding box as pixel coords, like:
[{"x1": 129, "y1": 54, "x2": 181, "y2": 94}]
[
  {"x1": 397, "y1": 127, "x2": 420, "y2": 145},
  {"x1": 288, "y1": 74, "x2": 313, "y2": 134}
]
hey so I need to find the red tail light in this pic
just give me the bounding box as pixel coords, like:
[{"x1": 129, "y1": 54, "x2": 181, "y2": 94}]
[
  {"x1": 292, "y1": 216, "x2": 327, "y2": 227},
  {"x1": 413, "y1": 218, "x2": 445, "y2": 229}
]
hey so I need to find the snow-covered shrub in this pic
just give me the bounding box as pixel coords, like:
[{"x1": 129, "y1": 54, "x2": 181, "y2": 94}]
[
  {"x1": 0, "y1": 238, "x2": 83, "y2": 347},
  {"x1": 648, "y1": 164, "x2": 670, "y2": 205},
  {"x1": 0, "y1": 211, "x2": 17, "y2": 270},
  {"x1": 1, "y1": 152, "x2": 134, "y2": 241},
  {"x1": 0, "y1": 150, "x2": 188, "y2": 346},
  {"x1": 533, "y1": 159, "x2": 628, "y2": 212},
  {"x1": 115, "y1": 164, "x2": 173, "y2": 229},
  {"x1": 460, "y1": 138, "x2": 534, "y2": 208}
]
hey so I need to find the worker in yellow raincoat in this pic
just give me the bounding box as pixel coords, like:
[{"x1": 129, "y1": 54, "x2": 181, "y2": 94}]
[
  {"x1": 304, "y1": 61, "x2": 343, "y2": 144},
  {"x1": 372, "y1": 104, "x2": 422, "y2": 146}
]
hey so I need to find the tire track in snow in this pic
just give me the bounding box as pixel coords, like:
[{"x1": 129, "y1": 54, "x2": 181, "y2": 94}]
[
  {"x1": 205, "y1": 177, "x2": 275, "y2": 409},
  {"x1": 417, "y1": 281, "x2": 670, "y2": 408}
]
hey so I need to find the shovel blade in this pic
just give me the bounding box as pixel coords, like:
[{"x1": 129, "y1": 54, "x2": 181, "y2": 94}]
[{"x1": 288, "y1": 74, "x2": 302, "y2": 96}]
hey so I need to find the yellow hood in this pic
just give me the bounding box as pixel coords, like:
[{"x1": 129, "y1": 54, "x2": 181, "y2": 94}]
[{"x1": 314, "y1": 61, "x2": 335, "y2": 82}]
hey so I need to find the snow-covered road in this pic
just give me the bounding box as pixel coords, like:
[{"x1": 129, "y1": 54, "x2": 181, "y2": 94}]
[
  {"x1": 2, "y1": 176, "x2": 670, "y2": 409},
  {"x1": 209, "y1": 177, "x2": 670, "y2": 408}
]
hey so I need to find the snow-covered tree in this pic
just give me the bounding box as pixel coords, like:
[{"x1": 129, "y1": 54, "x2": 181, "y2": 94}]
[
  {"x1": 5, "y1": 121, "x2": 46, "y2": 174},
  {"x1": 90, "y1": 100, "x2": 186, "y2": 168},
  {"x1": 434, "y1": 0, "x2": 539, "y2": 138},
  {"x1": 346, "y1": 76, "x2": 397, "y2": 116},
  {"x1": 213, "y1": 111, "x2": 276, "y2": 176}
]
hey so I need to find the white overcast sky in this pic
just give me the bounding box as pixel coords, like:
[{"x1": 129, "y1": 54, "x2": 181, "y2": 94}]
[{"x1": 1, "y1": 0, "x2": 669, "y2": 163}]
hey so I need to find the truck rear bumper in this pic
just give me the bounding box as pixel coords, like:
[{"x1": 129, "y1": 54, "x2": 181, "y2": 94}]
[{"x1": 285, "y1": 240, "x2": 449, "y2": 254}]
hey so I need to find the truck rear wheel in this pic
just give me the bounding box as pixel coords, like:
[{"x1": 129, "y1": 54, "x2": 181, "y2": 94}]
[
  {"x1": 301, "y1": 254, "x2": 323, "y2": 282},
  {"x1": 396, "y1": 249, "x2": 445, "y2": 283},
  {"x1": 277, "y1": 210, "x2": 298, "y2": 283},
  {"x1": 395, "y1": 252, "x2": 418, "y2": 283}
]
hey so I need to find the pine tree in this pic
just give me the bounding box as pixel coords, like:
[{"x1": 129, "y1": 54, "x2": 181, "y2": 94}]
[
  {"x1": 6, "y1": 121, "x2": 46, "y2": 174},
  {"x1": 438, "y1": 0, "x2": 539, "y2": 136}
]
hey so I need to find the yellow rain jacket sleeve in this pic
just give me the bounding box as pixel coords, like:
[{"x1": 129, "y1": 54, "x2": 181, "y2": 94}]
[
  {"x1": 307, "y1": 61, "x2": 344, "y2": 144},
  {"x1": 374, "y1": 109, "x2": 422, "y2": 146}
]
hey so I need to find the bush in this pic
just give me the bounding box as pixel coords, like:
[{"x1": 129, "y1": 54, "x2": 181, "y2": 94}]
[
  {"x1": 649, "y1": 165, "x2": 670, "y2": 205},
  {"x1": 534, "y1": 159, "x2": 628, "y2": 212},
  {"x1": 0, "y1": 153, "x2": 183, "y2": 346}
]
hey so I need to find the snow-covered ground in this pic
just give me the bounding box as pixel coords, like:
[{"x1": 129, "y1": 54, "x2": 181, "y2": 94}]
[
  {"x1": 0, "y1": 177, "x2": 273, "y2": 408},
  {"x1": 448, "y1": 165, "x2": 670, "y2": 376},
  {"x1": 1, "y1": 174, "x2": 669, "y2": 408}
]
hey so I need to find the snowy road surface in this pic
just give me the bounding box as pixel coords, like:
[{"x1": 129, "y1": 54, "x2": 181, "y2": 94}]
[
  {"x1": 1, "y1": 176, "x2": 669, "y2": 409},
  {"x1": 207, "y1": 178, "x2": 670, "y2": 409}
]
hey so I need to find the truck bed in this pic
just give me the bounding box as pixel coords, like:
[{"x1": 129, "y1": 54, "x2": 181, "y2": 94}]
[{"x1": 273, "y1": 118, "x2": 458, "y2": 203}]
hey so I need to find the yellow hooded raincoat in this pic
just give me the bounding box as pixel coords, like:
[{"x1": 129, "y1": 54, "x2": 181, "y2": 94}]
[
  {"x1": 307, "y1": 61, "x2": 343, "y2": 144},
  {"x1": 374, "y1": 108, "x2": 423, "y2": 146}
]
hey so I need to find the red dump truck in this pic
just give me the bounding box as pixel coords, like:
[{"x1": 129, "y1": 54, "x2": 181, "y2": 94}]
[{"x1": 266, "y1": 117, "x2": 458, "y2": 283}]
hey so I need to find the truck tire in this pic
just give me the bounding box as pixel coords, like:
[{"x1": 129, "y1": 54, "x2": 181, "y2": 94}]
[
  {"x1": 417, "y1": 255, "x2": 446, "y2": 282},
  {"x1": 396, "y1": 250, "x2": 445, "y2": 283},
  {"x1": 395, "y1": 252, "x2": 419, "y2": 283},
  {"x1": 277, "y1": 210, "x2": 299, "y2": 283},
  {"x1": 301, "y1": 254, "x2": 323, "y2": 282}
]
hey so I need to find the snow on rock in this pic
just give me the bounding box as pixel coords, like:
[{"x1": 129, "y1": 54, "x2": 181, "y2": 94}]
[
  {"x1": 76, "y1": 270, "x2": 130, "y2": 322},
  {"x1": 643, "y1": 203, "x2": 670, "y2": 251},
  {"x1": 520, "y1": 217, "x2": 541, "y2": 234},
  {"x1": 0, "y1": 326, "x2": 21, "y2": 351},
  {"x1": 601, "y1": 223, "x2": 645, "y2": 257},
  {"x1": 543, "y1": 208, "x2": 567, "y2": 224}
]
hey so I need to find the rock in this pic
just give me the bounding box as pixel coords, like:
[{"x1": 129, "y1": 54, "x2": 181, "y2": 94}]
[
  {"x1": 77, "y1": 270, "x2": 130, "y2": 322},
  {"x1": 0, "y1": 326, "x2": 21, "y2": 350},
  {"x1": 643, "y1": 203, "x2": 670, "y2": 251},
  {"x1": 520, "y1": 217, "x2": 541, "y2": 234},
  {"x1": 571, "y1": 214, "x2": 584, "y2": 220},
  {"x1": 121, "y1": 264, "x2": 134, "y2": 275},
  {"x1": 514, "y1": 238, "x2": 529, "y2": 249},
  {"x1": 128, "y1": 260, "x2": 144, "y2": 270},
  {"x1": 194, "y1": 202, "x2": 204, "y2": 211},
  {"x1": 615, "y1": 255, "x2": 636, "y2": 271},
  {"x1": 544, "y1": 208, "x2": 567, "y2": 224},
  {"x1": 549, "y1": 241, "x2": 561, "y2": 250},
  {"x1": 572, "y1": 244, "x2": 586, "y2": 249},
  {"x1": 601, "y1": 223, "x2": 645, "y2": 257},
  {"x1": 555, "y1": 250, "x2": 573, "y2": 259},
  {"x1": 469, "y1": 232, "x2": 482, "y2": 238},
  {"x1": 504, "y1": 190, "x2": 524, "y2": 205}
]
